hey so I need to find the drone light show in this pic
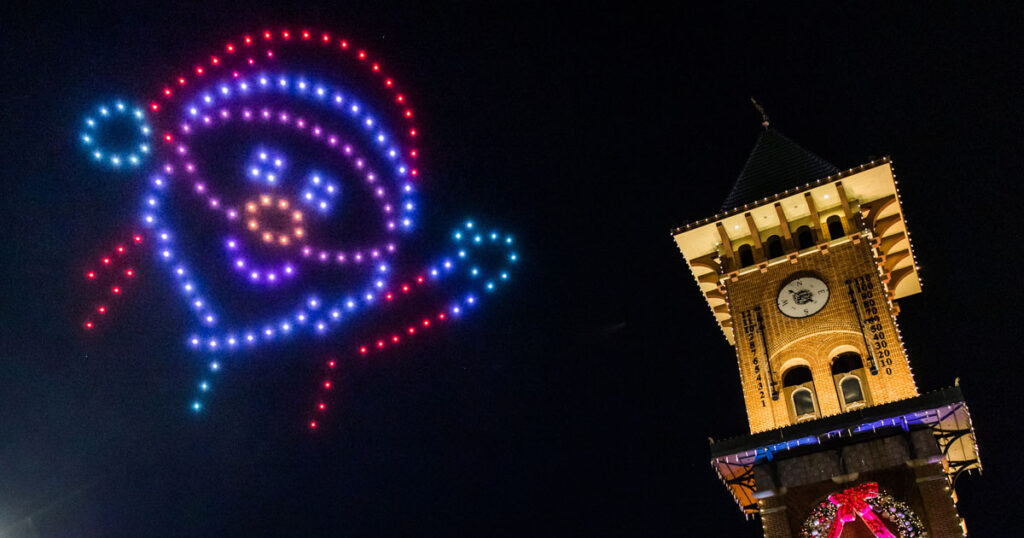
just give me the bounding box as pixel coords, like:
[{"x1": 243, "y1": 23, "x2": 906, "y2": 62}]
[{"x1": 76, "y1": 27, "x2": 520, "y2": 430}]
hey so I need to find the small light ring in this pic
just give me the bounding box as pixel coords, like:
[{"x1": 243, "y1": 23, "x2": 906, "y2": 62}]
[
  {"x1": 79, "y1": 100, "x2": 152, "y2": 171},
  {"x1": 243, "y1": 194, "x2": 307, "y2": 246}
]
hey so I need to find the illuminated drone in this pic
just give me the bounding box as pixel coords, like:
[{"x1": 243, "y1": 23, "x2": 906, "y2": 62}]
[{"x1": 77, "y1": 28, "x2": 519, "y2": 430}]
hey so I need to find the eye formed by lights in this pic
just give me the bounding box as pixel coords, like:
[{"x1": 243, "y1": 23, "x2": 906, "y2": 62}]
[
  {"x1": 300, "y1": 171, "x2": 340, "y2": 214},
  {"x1": 245, "y1": 146, "x2": 287, "y2": 186}
]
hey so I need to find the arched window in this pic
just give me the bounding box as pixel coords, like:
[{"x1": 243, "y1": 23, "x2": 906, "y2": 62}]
[
  {"x1": 840, "y1": 376, "x2": 865, "y2": 407},
  {"x1": 826, "y1": 215, "x2": 846, "y2": 240},
  {"x1": 766, "y1": 235, "x2": 784, "y2": 259},
  {"x1": 796, "y1": 226, "x2": 814, "y2": 249},
  {"x1": 792, "y1": 388, "x2": 816, "y2": 417},
  {"x1": 782, "y1": 365, "x2": 818, "y2": 422},
  {"x1": 831, "y1": 352, "x2": 869, "y2": 410},
  {"x1": 830, "y1": 352, "x2": 863, "y2": 376},
  {"x1": 783, "y1": 366, "x2": 813, "y2": 386},
  {"x1": 738, "y1": 244, "x2": 754, "y2": 267}
]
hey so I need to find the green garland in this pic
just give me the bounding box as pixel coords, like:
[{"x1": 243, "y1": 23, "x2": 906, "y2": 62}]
[{"x1": 800, "y1": 488, "x2": 926, "y2": 537}]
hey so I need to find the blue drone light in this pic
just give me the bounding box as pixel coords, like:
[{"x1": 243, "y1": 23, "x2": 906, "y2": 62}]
[{"x1": 80, "y1": 100, "x2": 151, "y2": 170}]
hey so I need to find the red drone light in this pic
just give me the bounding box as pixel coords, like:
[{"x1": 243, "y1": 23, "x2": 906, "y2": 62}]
[
  {"x1": 74, "y1": 27, "x2": 497, "y2": 432},
  {"x1": 81, "y1": 234, "x2": 149, "y2": 334}
]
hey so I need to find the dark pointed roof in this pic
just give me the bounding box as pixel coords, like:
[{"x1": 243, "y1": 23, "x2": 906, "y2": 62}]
[{"x1": 720, "y1": 128, "x2": 839, "y2": 211}]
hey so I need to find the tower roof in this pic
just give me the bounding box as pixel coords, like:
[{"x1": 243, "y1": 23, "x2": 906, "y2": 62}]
[{"x1": 720, "y1": 128, "x2": 839, "y2": 211}]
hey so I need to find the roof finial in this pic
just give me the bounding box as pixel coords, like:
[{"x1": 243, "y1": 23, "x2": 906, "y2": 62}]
[{"x1": 750, "y1": 97, "x2": 770, "y2": 129}]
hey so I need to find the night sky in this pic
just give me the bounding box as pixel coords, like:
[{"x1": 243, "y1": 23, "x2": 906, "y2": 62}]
[{"x1": 2, "y1": 2, "x2": 1022, "y2": 536}]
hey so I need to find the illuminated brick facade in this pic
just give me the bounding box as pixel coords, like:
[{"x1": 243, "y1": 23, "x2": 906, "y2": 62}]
[
  {"x1": 672, "y1": 129, "x2": 980, "y2": 537},
  {"x1": 729, "y1": 239, "x2": 918, "y2": 433}
]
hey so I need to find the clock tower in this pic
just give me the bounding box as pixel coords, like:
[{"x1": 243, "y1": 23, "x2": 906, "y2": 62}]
[{"x1": 672, "y1": 126, "x2": 981, "y2": 536}]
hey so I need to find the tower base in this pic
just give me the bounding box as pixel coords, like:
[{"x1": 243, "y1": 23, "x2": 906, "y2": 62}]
[{"x1": 710, "y1": 387, "x2": 979, "y2": 537}]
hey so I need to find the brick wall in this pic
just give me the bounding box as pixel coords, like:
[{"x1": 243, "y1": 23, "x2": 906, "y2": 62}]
[
  {"x1": 725, "y1": 239, "x2": 919, "y2": 433},
  {"x1": 758, "y1": 495, "x2": 793, "y2": 538}
]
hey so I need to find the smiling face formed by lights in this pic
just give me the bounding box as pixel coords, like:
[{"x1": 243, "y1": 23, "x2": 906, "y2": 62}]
[
  {"x1": 152, "y1": 66, "x2": 420, "y2": 349},
  {"x1": 77, "y1": 28, "x2": 519, "y2": 421}
]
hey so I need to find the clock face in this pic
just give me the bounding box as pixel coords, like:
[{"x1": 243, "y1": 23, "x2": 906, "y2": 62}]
[{"x1": 777, "y1": 276, "x2": 830, "y2": 318}]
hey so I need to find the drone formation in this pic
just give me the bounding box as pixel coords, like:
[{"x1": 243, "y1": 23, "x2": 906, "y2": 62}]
[{"x1": 77, "y1": 28, "x2": 519, "y2": 430}]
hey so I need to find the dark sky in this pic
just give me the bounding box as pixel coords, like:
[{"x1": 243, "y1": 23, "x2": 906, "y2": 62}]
[{"x1": 1, "y1": 2, "x2": 1022, "y2": 536}]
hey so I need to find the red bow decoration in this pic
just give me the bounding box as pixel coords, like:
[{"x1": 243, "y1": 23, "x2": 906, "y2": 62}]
[{"x1": 827, "y1": 483, "x2": 896, "y2": 538}]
